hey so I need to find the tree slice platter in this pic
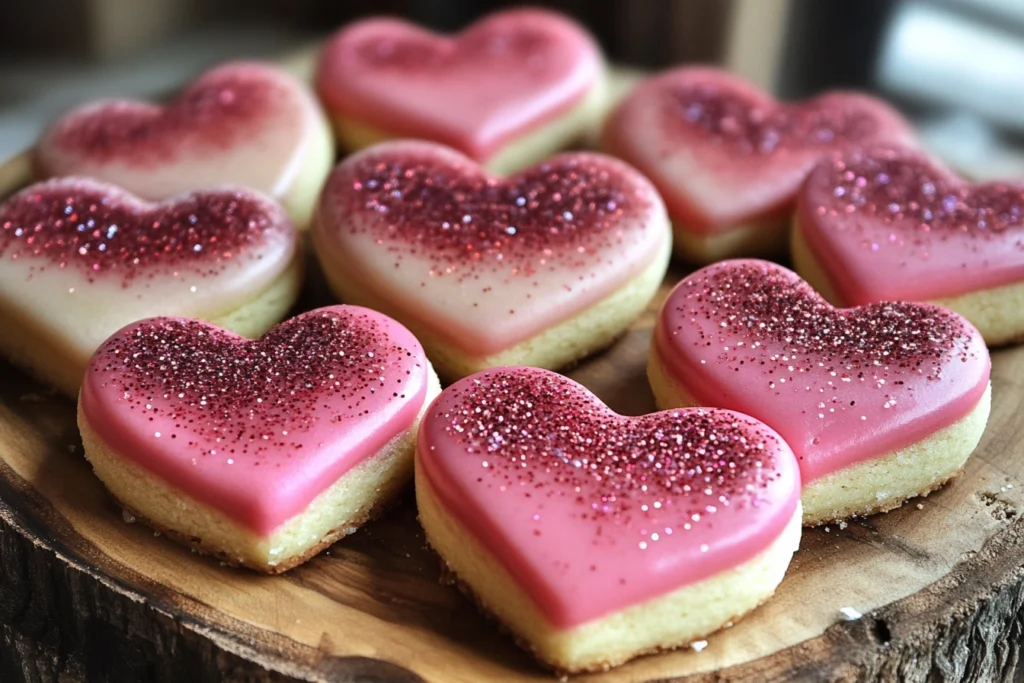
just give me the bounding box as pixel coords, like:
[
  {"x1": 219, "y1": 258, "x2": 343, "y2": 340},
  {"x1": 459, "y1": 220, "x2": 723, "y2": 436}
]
[{"x1": 3, "y1": 144, "x2": 1024, "y2": 683}]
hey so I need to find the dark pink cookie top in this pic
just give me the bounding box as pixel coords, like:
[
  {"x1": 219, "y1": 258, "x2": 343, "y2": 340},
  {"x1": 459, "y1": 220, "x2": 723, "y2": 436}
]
[
  {"x1": 798, "y1": 147, "x2": 1024, "y2": 302},
  {"x1": 604, "y1": 67, "x2": 915, "y2": 231},
  {"x1": 80, "y1": 306, "x2": 431, "y2": 535},
  {"x1": 315, "y1": 8, "x2": 602, "y2": 160},
  {"x1": 418, "y1": 367, "x2": 800, "y2": 626},
  {"x1": 655, "y1": 260, "x2": 990, "y2": 482}
]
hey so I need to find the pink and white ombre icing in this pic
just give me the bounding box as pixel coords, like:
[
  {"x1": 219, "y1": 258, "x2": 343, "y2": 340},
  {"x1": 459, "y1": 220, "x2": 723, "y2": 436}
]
[
  {"x1": 604, "y1": 67, "x2": 915, "y2": 234},
  {"x1": 35, "y1": 62, "x2": 331, "y2": 226}
]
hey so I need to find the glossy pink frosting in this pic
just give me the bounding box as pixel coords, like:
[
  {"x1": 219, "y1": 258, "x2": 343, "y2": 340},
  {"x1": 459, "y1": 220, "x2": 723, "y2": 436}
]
[
  {"x1": 313, "y1": 140, "x2": 668, "y2": 356},
  {"x1": 798, "y1": 147, "x2": 1024, "y2": 302},
  {"x1": 80, "y1": 306, "x2": 430, "y2": 536},
  {"x1": 418, "y1": 367, "x2": 800, "y2": 628},
  {"x1": 35, "y1": 62, "x2": 324, "y2": 203},
  {"x1": 654, "y1": 260, "x2": 990, "y2": 482},
  {"x1": 603, "y1": 67, "x2": 915, "y2": 233},
  {"x1": 315, "y1": 9, "x2": 602, "y2": 161}
]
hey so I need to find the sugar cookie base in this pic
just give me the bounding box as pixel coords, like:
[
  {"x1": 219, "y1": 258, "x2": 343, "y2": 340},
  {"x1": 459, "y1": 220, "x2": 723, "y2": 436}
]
[
  {"x1": 647, "y1": 348, "x2": 992, "y2": 526},
  {"x1": 279, "y1": 108, "x2": 335, "y2": 230},
  {"x1": 316, "y1": 230, "x2": 670, "y2": 382},
  {"x1": 0, "y1": 253, "x2": 303, "y2": 397},
  {"x1": 791, "y1": 219, "x2": 1024, "y2": 347},
  {"x1": 671, "y1": 213, "x2": 789, "y2": 264},
  {"x1": 329, "y1": 77, "x2": 607, "y2": 176},
  {"x1": 78, "y1": 369, "x2": 440, "y2": 573},
  {"x1": 415, "y1": 462, "x2": 801, "y2": 673}
]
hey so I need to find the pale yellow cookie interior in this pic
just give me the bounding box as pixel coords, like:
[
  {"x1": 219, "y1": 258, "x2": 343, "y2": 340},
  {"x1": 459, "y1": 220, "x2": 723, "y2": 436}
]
[
  {"x1": 415, "y1": 461, "x2": 802, "y2": 673},
  {"x1": 78, "y1": 369, "x2": 440, "y2": 573},
  {"x1": 791, "y1": 219, "x2": 1024, "y2": 346},
  {"x1": 0, "y1": 253, "x2": 304, "y2": 396},
  {"x1": 315, "y1": 228, "x2": 671, "y2": 382},
  {"x1": 647, "y1": 348, "x2": 991, "y2": 526}
]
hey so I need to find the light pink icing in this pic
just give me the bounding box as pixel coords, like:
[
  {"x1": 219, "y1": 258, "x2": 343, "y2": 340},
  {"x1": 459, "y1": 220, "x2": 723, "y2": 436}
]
[
  {"x1": 418, "y1": 367, "x2": 801, "y2": 628},
  {"x1": 798, "y1": 146, "x2": 1024, "y2": 302},
  {"x1": 35, "y1": 62, "x2": 324, "y2": 204},
  {"x1": 603, "y1": 67, "x2": 916, "y2": 233},
  {"x1": 315, "y1": 9, "x2": 602, "y2": 161},
  {"x1": 654, "y1": 260, "x2": 990, "y2": 482},
  {"x1": 80, "y1": 306, "x2": 430, "y2": 536},
  {"x1": 313, "y1": 140, "x2": 668, "y2": 356}
]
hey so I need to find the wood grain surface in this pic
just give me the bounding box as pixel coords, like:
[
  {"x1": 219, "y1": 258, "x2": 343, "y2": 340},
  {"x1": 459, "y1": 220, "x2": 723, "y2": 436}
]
[{"x1": 3, "y1": 123, "x2": 1024, "y2": 683}]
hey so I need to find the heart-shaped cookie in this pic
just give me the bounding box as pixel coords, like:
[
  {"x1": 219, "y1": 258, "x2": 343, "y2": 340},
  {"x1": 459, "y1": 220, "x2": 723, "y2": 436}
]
[
  {"x1": 650, "y1": 259, "x2": 991, "y2": 525},
  {"x1": 0, "y1": 177, "x2": 299, "y2": 395},
  {"x1": 795, "y1": 147, "x2": 1024, "y2": 345},
  {"x1": 35, "y1": 61, "x2": 333, "y2": 227},
  {"x1": 602, "y1": 67, "x2": 914, "y2": 261},
  {"x1": 416, "y1": 366, "x2": 801, "y2": 672},
  {"x1": 315, "y1": 8, "x2": 605, "y2": 173},
  {"x1": 312, "y1": 140, "x2": 670, "y2": 379},
  {"x1": 79, "y1": 305, "x2": 439, "y2": 571}
]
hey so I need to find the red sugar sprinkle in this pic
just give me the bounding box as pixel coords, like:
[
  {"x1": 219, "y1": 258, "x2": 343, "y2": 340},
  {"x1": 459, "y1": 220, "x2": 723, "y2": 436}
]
[
  {"x1": 811, "y1": 148, "x2": 1024, "y2": 243},
  {"x1": 672, "y1": 261, "x2": 976, "y2": 377},
  {"x1": 43, "y1": 64, "x2": 284, "y2": 165},
  {"x1": 91, "y1": 309, "x2": 419, "y2": 461},
  {"x1": 0, "y1": 178, "x2": 288, "y2": 285},
  {"x1": 329, "y1": 150, "x2": 650, "y2": 278},
  {"x1": 436, "y1": 369, "x2": 781, "y2": 527},
  {"x1": 663, "y1": 84, "x2": 881, "y2": 155}
]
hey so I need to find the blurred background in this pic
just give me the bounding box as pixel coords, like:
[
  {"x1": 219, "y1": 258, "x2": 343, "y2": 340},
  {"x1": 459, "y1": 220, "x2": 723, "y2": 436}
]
[{"x1": 2, "y1": 0, "x2": 1024, "y2": 178}]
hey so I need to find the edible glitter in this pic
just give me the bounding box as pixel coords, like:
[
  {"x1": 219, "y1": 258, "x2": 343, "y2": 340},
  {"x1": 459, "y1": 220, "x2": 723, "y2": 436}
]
[
  {"x1": 812, "y1": 148, "x2": 1024, "y2": 247},
  {"x1": 436, "y1": 369, "x2": 781, "y2": 535},
  {"x1": 664, "y1": 83, "x2": 881, "y2": 155},
  {"x1": 671, "y1": 261, "x2": 976, "y2": 408},
  {"x1": 90, "y1": 308, "x2": 419, "y2": 461},
  {"x1": 0, "y1": 179, "x2": 286, "y2": 285},
  {"x1": 43, "y1": 64, "x2": 284, "y2": 165},
  {"x1": 331, "y1": 150, "x2": 648, "y2": 280}
]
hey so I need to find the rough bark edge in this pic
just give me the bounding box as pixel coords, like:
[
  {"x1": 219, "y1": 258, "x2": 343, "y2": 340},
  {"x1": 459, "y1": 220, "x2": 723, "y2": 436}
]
[{"x1": 0, "y1": 462, "x2": 426, "y2": 683}]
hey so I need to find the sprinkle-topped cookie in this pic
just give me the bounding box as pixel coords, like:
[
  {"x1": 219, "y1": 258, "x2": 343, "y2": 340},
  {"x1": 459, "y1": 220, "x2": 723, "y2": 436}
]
[
  {"x1": 603, "y1": 67, "x2": 914, "y2": 262},
  {"x1": 798, "y1": 147, "x2": 1024, "y2": 303},
  {"x1": 81, "y1": 306, "x2": 431, "y2": 535},
  {"x1": 650, "y1": 259, "x2": 991, "y2": 525},
  {"x1": 0, "y1": 177, "x2": 298, "y2": 395},
  {"x1": 313, "y1": 140, "x2": 669, "y2": 378},
  {"x1": 418, "y1": 366, "x2": 799, "y2": 623}
]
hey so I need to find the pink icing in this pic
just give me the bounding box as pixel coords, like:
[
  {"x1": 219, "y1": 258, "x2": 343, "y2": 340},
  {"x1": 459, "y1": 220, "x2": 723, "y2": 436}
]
[
  {"x1": 79, "y1": 306, "x2": 430, "y2": 536},
  {"x1": 315, "y1": 9, "x2": 601, "y2": 161},
  {"x1": 418, "y1": 367, "x2": 801, "y2": 628},
  {"x1": 313, "y1": 140, "x2": 667, "y2": 356},
  {"x1": 603, "y1": 67, "x2": 915, "y2": 233},
  {"x1": 654, "y1": 260, "x2": 990, "y2": 482},
  {"x1": 798, "y1": 147, "x2": 1024, "y2": 302},
  {"x1": 35, "y1": 62, "x2": 319, "y2": 202}
]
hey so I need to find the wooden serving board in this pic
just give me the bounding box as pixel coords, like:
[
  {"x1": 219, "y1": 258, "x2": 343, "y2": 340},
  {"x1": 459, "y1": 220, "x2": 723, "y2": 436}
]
[{"x1": 3, "y1": 113, "x2": 1024, "y2": 683}]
